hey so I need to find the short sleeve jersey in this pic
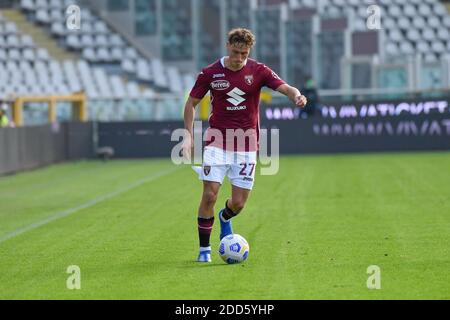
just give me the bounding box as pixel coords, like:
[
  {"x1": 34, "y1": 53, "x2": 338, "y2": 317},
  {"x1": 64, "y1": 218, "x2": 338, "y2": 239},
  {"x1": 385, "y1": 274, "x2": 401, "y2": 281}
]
[{"x1": 190, "y1": 57, "x2": 286, "y2": 151}]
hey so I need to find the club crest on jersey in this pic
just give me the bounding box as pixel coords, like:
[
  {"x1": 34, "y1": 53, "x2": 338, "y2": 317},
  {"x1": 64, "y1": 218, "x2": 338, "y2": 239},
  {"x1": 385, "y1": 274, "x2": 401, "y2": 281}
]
[
  {"x1": 245, "y1": 75, "x2": 254, "y2": 85},
  {"x1": 203, "y1": 166, "x2": 211, "y2": 176}
]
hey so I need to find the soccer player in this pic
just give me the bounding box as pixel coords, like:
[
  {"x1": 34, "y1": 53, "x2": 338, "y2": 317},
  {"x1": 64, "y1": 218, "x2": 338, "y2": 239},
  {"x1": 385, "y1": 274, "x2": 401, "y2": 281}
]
[{"x1": 183, "y1": 28, "x2": 307, "y2": 262}]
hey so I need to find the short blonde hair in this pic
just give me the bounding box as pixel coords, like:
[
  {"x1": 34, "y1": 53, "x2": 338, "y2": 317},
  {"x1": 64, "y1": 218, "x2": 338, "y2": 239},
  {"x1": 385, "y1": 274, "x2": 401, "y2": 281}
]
[{"x1": 227, "y1": 28, "x2": 256, "y2": 48}]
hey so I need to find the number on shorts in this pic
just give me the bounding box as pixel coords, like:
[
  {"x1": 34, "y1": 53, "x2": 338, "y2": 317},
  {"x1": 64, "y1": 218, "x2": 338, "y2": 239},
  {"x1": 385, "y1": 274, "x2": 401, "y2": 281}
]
[{"x1": 239, "y1": 163, "x2": 255, "y2": 176}]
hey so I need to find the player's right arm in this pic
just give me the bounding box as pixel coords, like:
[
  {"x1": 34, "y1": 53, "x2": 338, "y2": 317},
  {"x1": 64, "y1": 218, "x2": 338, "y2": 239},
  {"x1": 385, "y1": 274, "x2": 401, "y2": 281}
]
[
  {"x1": 183, "y1": 69, "x2": 210, "y2": 160},
  {"x1": 182, "y1": 96, "x2": 202, "y2": 160}
]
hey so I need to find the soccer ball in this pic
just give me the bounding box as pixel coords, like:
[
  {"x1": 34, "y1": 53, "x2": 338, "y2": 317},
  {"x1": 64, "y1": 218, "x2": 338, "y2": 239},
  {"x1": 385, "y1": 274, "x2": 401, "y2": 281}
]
[{"x1": 219, "y1": 234, "x2": 250, "y2": 264}]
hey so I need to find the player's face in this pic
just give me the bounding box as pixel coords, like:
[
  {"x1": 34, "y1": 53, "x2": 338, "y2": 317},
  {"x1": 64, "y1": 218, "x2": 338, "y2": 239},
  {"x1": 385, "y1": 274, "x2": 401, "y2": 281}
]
[{"x1": 227, "y1": 43, "x2": 251, "y2": 69}]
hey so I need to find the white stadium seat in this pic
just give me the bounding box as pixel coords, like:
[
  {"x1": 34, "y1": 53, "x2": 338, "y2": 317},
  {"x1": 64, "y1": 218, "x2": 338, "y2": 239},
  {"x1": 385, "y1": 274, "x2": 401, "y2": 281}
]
[
  {"x1": 136, "y1": 59, "x2": 152, "y2": 81},
  {"x1": 423, "y1": 53, "x2": 437, "y2": 63},
  {"x1": 418, "y1": 4, "x2": 432, "y2": 16},
  {"x1": 121, "y1": 59, "x2": 135, "y2": 74},
  {"x1": 399, "y1": 41, "x2": 414, "y2": 55},
  {"x1": 431, "y1": 41, "x2": 446, "y2": 54},
  {"x1": 427, "y1": 16, "x2": 441, "y2": 29},
  {"x1": 397, "y1": 17, "x2": 411, "y2": 30},
  {"x1": 416, "y1": 41, "x2": 430, "y2": 54},
  {"x1": 422, "y1": 28, "x2": 436, "y2": 41}
]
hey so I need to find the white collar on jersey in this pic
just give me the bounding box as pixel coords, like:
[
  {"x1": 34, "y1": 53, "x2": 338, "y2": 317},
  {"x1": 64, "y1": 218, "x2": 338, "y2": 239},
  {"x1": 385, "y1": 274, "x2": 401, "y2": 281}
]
[{"x1": 221, "y1": 56, "x2": 248, "y2": 69}]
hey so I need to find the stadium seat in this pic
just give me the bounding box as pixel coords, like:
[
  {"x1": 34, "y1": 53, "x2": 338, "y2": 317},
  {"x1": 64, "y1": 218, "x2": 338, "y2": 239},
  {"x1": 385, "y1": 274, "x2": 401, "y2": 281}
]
[
  {"x1": 36, "y1": 48, "x2": 50, "y2": 61},
  {"x1": 423, "y1": 53, "x2": 438, "y2": 63},
  {"x1": 22, "y1": 48, "x2": 35, "y2": 61},
  {"x1": 81, "y1": 22, "x2": 95, "y2": 35},
  {"x1": 109, "y1": 35, "x2": 125, "y2": 47},
  {"x1": 388, "y1": 5, "x2": 402, "y2": 17},
  {"x1": 427, "y1": 16, "x2": 441, "y2": 29},
  {"x1": 21, "y1": 35, "x2": 34, "y2": 48},
  {"x1": 21, "y1": 0, "x2": 35, "y2": 11},
  {"x1": 416, "y1": 41, "x2": 430, "y2": 53},
  {"x1": 94, "y1": 21, "x2": 108, "y2": 34},
  {"x1": 67, "y1": 35, "x2": 81, "y2": 49},
  {"x1": 151, "y1": 59, "x2": 169, "y2": 89},
  {"x1": 6, "y1": 35, "x2": 20, "y2": 48},
  {"x1": 93, "y1": 68, "x2": 113, "y2": 98},
  {"x1": 353, "y1": 19, "x2": 366, "y2": 32},
  {"x1": 121, "y1": 59, "x2": 135, "y2": 74},
  {"x1": 82, "y1": 48, "x2": 97, "y2": 62},
  {"x1": 388, "y1": 29, "x2": 403, "y2": 42},
  {"x1": 403, "y1": 4, "x2": 416, "y2": 18},
  {"x1": 50, "y1": 9, "x2": 64, "y2": 22},
  {"x1": 432, "y1": 3, "x2": 447, "y2": 16},
  {"x1": 412, "y1": 16, "x2": 426, "y2": 29},
  {"x1": 136, "y1": 59, "x2": 152, "y2": 82},
  {"x1": 126, "y1": 82, "x2": 141, "y2": 99},
  {"x1": 422, "y1": 28, "x2": 436, "y2": 41},
  {"x1": 5, "y1": 23, "x2": 18, "y2": 35},
  {"x1": 406, "y1": 29, "x2": 420, "y2": 42},
  {"x1": 81, "y1": 35, "x2": 94, "y2": 47},
  {"x1": 437, "y1": 28, "x2": 450, "y2": 41},
  {"x1": 110, "y1": 47, "x2": 124, "y2": 61},
  {"x1": 383, "y1": 17, "x2": 396, "y2": 30},
  {"x1": 443, "y1": 16, "x2": 450, "y2": 28},
  {"x1": 418, "y1": 4, "x2": 432, "y2": 16},
  {"x1": 124, "y1": 48, "x2": 138, "y2": 60},
  {"x1": 8, "y1": 49, "x2": 21, "y2": 61},
  {"x1": 399, "y1": 41, "x2": 414, "y2": 55},
  {"x1": 96, "y1": 47, "x2": 111, "y2": 62},
  {"x1": 49, "y1": 0, "x2": 63, "y2": 10},
  {"x1": 397, "y1": 17, "x2": 411, "y2": 30},
  {"x1": 431, "y1": 41, "x2": 446, "y2": 54},
  {"x1": 110, "y1": 75, "x2": 126, "y2": 99},
  {"x1": 385, "y1": 42, "x2": 399, "y2": 56},
  {"x1": 167, "y1": 66, "x2": 183, "y2": 93},
  {"x1": 51, "y1": 22, "x2": 65, "y2": 36},
  {"x1": 95, "y1": 35, "x2": 108, "y2": 47},
  {"x1": 36, "y1": 9, "x2": 51, "y2": 24},
  {"x1": 35, "y1": 0, "x2": 49, "y2": 10}
]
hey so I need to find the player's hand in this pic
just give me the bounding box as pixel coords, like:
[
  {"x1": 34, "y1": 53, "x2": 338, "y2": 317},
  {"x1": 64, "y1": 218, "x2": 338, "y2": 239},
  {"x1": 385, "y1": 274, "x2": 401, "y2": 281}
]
[
  {"x1": 181, "y1": 135, "x2": 193, "y2": 162},
  {"x1": 295, "y1": 95, "x2": 307, "y2": 108}
]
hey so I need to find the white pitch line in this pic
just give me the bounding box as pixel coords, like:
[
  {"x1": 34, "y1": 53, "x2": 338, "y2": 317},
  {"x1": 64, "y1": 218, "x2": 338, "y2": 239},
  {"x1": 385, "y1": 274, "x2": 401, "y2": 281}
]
[{"x1": 0, "y1": 166, "x2": 180, "y2": 243}]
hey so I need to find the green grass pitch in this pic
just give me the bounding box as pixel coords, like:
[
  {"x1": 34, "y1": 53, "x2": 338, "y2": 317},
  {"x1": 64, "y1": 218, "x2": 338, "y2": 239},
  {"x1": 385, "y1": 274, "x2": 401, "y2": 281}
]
[{"x1": 0, "y1": 152, "x2": 449, "y2": 299}]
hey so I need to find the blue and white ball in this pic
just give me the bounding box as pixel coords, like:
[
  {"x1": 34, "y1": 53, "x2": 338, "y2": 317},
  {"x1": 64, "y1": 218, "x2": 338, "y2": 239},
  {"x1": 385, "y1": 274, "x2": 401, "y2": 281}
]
[{"x1": 219, "y1": 234, "x2": 250, "y2": 264}]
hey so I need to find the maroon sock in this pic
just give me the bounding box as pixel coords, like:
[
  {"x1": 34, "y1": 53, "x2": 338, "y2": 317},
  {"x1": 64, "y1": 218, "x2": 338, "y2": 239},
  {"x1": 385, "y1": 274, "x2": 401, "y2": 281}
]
[
  {"x1": 198, "y1": 217, "x2": 214, "y2": 247},
  {"x1": 221, "y1": 200, "x2": 239, "y2": 221}
]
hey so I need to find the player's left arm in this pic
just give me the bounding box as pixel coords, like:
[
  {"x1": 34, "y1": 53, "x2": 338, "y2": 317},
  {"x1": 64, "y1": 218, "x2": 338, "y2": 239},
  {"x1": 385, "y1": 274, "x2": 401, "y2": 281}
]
[{"x1": 276, "y1": 84, "x2": 307, "y2": 108}]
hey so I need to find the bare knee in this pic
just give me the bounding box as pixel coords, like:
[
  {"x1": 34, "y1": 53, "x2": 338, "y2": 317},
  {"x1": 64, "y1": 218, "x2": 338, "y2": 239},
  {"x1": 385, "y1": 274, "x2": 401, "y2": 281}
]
[{"x1": 202, "y1": 189, "x2": 218, "y2": 207}]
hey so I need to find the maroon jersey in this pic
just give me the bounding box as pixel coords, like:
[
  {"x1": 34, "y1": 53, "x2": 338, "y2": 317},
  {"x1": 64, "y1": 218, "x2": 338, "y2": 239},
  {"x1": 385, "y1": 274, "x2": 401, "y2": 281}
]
[{"x1": 190, "y1": 57, "x2": 285, "y2": 151}]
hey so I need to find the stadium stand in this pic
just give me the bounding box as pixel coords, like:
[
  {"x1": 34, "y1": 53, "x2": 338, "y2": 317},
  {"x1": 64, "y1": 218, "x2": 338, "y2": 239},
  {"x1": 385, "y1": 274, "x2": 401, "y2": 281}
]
[
  {"x1": 1, "y1": 0, "x2": 449, "y2": 123},
  {"x1": 17, "y1": 0, "x2": 194, "y2": 94},
  {"x1": 0, "y1": 0, "x2": 199, "y2": 123}
]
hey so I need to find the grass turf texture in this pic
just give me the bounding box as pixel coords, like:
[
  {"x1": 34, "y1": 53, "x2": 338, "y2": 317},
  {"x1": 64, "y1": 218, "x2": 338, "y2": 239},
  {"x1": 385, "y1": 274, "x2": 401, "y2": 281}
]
[{"x1": 0, "y1": 152, "x2": 449, "y2": 299}]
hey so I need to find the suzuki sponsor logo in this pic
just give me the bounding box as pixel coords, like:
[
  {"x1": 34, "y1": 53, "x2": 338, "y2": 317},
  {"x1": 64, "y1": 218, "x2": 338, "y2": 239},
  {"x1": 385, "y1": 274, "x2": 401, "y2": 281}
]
[
  {"x1": 211, "y1": 80, "x2": 230, "y2": 90},
  {"x1": 213, "y1": 73, "x2": 225, "y2": 78},
  {"x1": 227, "y1": 106, "x2": 247, "y2": 111},
  {"x1": 226, "y1": 87, "x2": 246, "y2": 106}
]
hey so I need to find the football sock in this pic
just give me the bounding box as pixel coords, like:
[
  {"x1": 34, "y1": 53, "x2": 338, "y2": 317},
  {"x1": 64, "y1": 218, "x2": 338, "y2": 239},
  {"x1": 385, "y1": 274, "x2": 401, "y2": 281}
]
[
  {"x1": 220, "y1": 200, "x2": 239, "y2": 222},
  {"x1": 198, "y1": 217, "x2": 214, "y2": 247},
  {"x1": 199, "y1": 246, "x2": 211, "y2": 253}
]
